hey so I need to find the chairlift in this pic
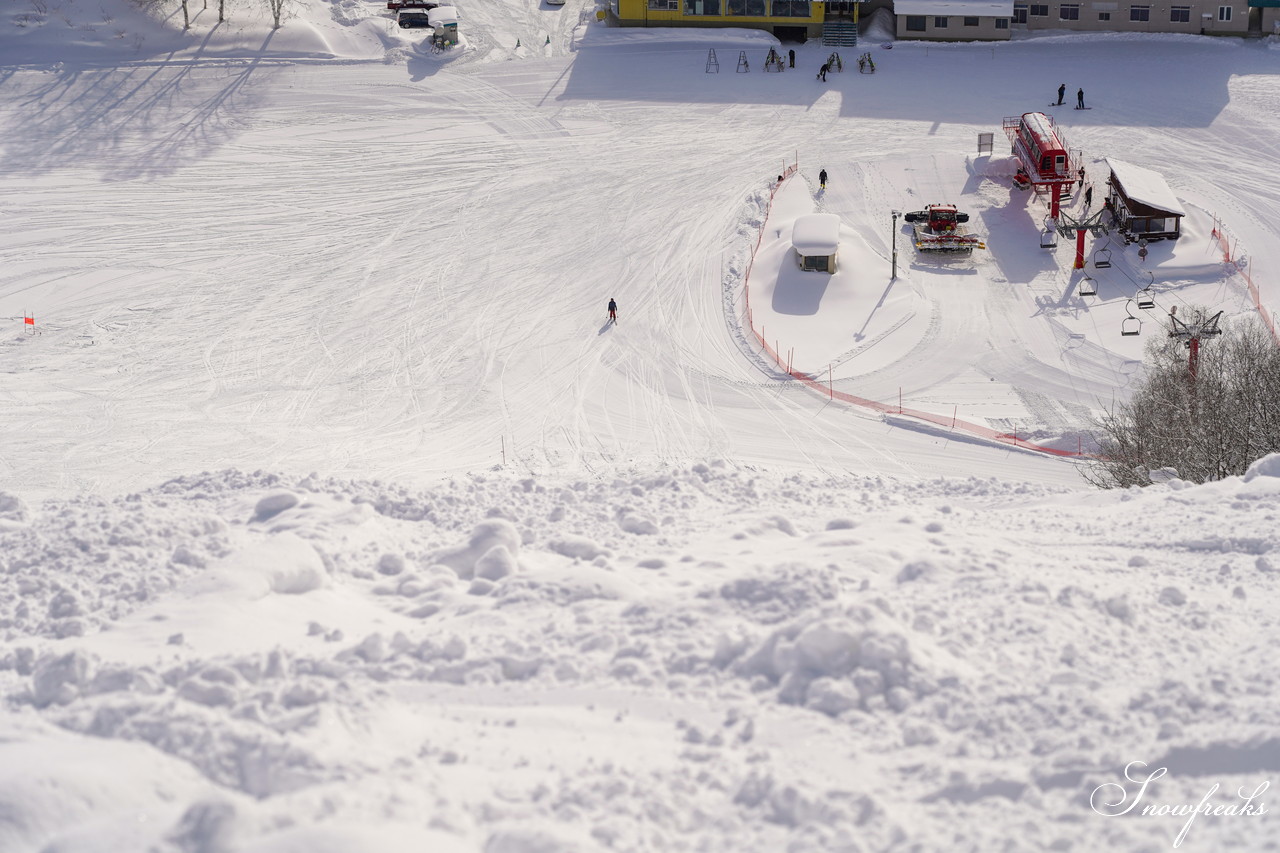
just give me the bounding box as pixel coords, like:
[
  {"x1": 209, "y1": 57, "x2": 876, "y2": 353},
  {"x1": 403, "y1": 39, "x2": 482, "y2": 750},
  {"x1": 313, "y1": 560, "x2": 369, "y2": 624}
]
[
  {"x1": 1079, "y1": 273, "x2": 1097, "y2": 297},
  {"x1": 1040, "y1": 216, "x2": 1058, "y2": 249},
  {"x1": 1121, "y1": 299, "x2": 1141, "y2": 337},
  {"x1": 1135, "y1": 271, "x2": 1156, "y2": 309},
  {"x1": 1093, "y1": 239, "x2": 1112, "y2": 269}
]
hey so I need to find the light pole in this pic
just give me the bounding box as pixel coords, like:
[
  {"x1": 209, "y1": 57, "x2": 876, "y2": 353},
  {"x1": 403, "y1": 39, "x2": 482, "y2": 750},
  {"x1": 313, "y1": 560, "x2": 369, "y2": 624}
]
[{"x1": 891, "y1": 210, "x2": 900, "y2": 280}]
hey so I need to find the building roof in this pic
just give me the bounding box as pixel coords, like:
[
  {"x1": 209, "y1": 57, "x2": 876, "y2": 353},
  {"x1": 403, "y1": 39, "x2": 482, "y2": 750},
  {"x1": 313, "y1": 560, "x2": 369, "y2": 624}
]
[
  {"x1": 893, "y1": 0, "x2": 1014, "y2": 15},
  {"x1": 793, "y1": 214, "x2": 841, "y2": 255},
  {"x1": 1104, "y1": 158, "x2": 1186, "y2": 216},
  {"x1": 428, "y1": 6, "x2": 458, "y2": 24}
]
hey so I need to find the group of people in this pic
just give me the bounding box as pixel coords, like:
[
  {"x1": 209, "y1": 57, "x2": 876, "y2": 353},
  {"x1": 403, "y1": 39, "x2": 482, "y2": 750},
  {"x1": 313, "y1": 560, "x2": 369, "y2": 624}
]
[{"x1": 1056, "y1": 83, "x2": 1086, "y2": 109}]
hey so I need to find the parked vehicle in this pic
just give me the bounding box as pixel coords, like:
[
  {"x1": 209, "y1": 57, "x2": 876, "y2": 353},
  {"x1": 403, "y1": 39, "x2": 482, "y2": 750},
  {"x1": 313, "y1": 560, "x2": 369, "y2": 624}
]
[
  {"x1": 903, "y1": 204, "x2": 986, "y2": 253},
  {"x1": 397, "y1": 9, "x2": 433, "y2": 28}
]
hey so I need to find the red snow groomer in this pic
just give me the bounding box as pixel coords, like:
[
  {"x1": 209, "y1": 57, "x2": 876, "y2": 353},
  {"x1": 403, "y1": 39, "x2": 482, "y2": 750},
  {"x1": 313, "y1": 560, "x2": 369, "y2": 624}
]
[{"x1": 904, "y1": 204, "x2": 986, "y2": 254}]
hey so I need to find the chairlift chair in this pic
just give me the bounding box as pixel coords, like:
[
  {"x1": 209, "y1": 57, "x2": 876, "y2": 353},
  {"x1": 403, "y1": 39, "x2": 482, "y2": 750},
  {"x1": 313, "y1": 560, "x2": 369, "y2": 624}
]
[
  {"x1": 1121, "y1": 299, "x2": 1141, "y2": 336},
  {"x1": 1135, "y1": 271, "x2": 1155, "y2": 309},
  {"x1": 1040, "y1": 217, "x2": 1058, "y2": 249},
  {"x1": 1093, "y1": 241, "x2": 1112, "y2": 269},
  {"x1": 1079, "y1": 273, "x2": 1097, "y2": 297}
]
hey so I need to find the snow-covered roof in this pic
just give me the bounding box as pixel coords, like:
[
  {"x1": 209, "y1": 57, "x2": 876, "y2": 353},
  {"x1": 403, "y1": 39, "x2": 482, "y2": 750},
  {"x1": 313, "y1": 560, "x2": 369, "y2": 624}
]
[
  {"x1": 792, "y1": 214, "x2": 841, "y2": 254},
  {"x1": 1105, "y1": 158, "x2": 1186, "y2": 216},
  {"x1": 893, "y1": 0, "x2": 1014, "y2": 15},
  {"x1": 428, "y1": 6, "x2": 458, "y2": 24}
]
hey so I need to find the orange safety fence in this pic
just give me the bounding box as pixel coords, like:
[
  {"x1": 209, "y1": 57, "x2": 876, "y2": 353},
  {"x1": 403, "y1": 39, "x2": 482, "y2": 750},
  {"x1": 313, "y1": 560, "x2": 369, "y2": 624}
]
[
  {"x1": 1210, "y1": 215, "x2": 1278, "y2": 345},
  {"x1": 738, "y1": 166, "x2": 1086, "y2": 458}
]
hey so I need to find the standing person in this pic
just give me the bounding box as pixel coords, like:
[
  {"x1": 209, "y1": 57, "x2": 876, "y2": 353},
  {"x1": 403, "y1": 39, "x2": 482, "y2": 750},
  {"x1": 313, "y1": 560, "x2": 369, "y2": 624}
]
[
  {"x1": 1077, "y1": 88, "x2": 1085, "y2": 109},
  {"x1": 1056, "y1": 83, "x2": 1066, "y2": 105},
  {"x1": 818, "y1": 62, "x2": 830, "y2": 82},
  {"x1": 788, "y1": 48, "x2": 795, "y2": 68},
  {"x1": 1084, "y1": 185, "x2": 1093, "y2": 208},
  {"x1": 607, "y1": 298, "x2": 617, "y2": 324},
  {"x1": 819, "y1": 168, "x2": 828, "y2": 190}
]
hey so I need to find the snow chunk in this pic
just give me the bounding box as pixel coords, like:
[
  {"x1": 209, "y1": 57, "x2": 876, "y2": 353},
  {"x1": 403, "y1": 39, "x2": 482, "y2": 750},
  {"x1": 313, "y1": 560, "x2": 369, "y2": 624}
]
[
  {"x1": 432, "y1": 519, "x2": 521, "y2": 580},
  {"x1": 31, "y1": 651, "x2": 94, "y2": 708},
  {"x1": 546, "y1": 535, "x2": 605, "y2": 561},
  {"x1": 253, "y1": 491, "x2": 300, "y2": 520},
  {"x1": 0, "y1": 491, "x2": 29, "y2": 528},
  {"x1": 617, "y1": 511, "x2": 659, "y2": 535},
  {"x1": 475, "y1": 545, "x2": 517, "y2": 581},
  {"x1": 1243, "y1": 453, "x2": 1280, "y2": 482}
]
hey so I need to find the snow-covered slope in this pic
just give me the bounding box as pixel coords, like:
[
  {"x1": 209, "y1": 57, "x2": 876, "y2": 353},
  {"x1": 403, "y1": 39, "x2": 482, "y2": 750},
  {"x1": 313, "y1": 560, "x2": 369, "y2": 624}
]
[
  {"x1": 3, "y1": 0, "x2": 1280, "y2": 850},
  {"x1": 3, "y1": 458, "x2": 1279, "y2": 851}
]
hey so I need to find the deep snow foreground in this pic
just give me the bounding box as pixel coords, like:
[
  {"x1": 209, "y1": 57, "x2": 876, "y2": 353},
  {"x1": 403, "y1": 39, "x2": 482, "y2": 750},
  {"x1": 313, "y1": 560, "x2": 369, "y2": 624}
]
[{"x1": 2, "y1": 459, "x2": 1279, "y2": 852}]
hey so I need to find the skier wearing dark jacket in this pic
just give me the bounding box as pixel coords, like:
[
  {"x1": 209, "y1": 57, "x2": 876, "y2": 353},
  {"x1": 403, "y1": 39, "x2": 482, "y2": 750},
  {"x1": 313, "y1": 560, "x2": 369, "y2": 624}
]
[
  {"x1": 607, "y1": 298, "x2": 617, "y2": 323},
  {"x1": 1056, "y1": 83, "x2": 1066, "y2": 105}
]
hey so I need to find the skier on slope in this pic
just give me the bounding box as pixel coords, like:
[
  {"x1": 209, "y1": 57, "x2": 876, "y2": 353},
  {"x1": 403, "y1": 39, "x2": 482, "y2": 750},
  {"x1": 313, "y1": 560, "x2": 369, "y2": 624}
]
[
  {"x1": 1056, "y1": 83, "x2": 1066, "y2": 105},
  {"x1": 1077, "y1": 88, "x2": 1086, "y2": 109},
  {"x1": 819, "y1": 168, "x2": 828, "y2": 190},
  {"x1": 608, "y1": 298, "x2": 617, "y2": 324}
]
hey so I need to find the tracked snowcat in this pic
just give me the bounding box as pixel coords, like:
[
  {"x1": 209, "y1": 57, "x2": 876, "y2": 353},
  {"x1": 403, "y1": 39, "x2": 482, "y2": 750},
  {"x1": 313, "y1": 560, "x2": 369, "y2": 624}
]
[{"x1": 904, "y1": 204, "x2": 986, "y2": 254}]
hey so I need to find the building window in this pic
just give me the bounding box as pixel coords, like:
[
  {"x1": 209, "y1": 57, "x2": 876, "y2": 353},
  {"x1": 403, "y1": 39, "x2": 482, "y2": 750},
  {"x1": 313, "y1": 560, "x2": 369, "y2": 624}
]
[
  {"x1": 724, "y1": 0, "x2": 765, "y2": 12},
  {"x1": 1170, "y1": 5, "x2": 1189, "y2": 21},
  {"x1": 905, "y1": 14, "x2": 926, "y2": 30},
  {"x1": 934, "y1": 16, "x2": 948, "y2": 26},
  {"x1": 1129, "y1": 4, "x2": 1149, "y2": 21},
  {"x1": 1098, "y1": 11, "x2": 1110, "y2": 19},
  {"x1": 995, "y1": 16, "x2": 1009, "y2": 27},
  {"x1": 964, "y1": 16, "x2": 979, "y2": 25},
  {"x1": 1218, "y1": 5, "x2": 1232, "y2": 20},
  {"x1": 684, "y1": 0, "x2": 720, "y2": 13},
  {"x1": 648, "y1": 0, "x2": 679, "y2": 8},
  {"x1": 1013, "y1": 4, "x2": 1028, "y2": 22},
  {"x1": 1059, "y1": 4, "x2": 1079, "y2": 20},
  {"x1": 1030, "y1": 3, "x2": 1049, "y2": 15},
  {"x1": 771, "y1": 0, "x2": 809, "y2": 16}
]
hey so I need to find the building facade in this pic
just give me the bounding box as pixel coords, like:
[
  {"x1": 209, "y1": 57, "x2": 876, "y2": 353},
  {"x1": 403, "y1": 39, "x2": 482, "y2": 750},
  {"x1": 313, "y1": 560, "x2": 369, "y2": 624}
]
[
  {"x1": 610, "y1": 0, "x2": 878, "y2": 41},
  {"x1": 894, "y1": 0, "x2": 1275, "y2": 38}
]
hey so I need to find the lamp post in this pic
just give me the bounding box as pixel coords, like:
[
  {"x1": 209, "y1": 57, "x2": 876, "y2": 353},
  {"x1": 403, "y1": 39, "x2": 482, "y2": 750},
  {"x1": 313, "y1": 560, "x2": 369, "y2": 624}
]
[{"x1": 891, "y1": 210, "x2": 900, "y2": 280}]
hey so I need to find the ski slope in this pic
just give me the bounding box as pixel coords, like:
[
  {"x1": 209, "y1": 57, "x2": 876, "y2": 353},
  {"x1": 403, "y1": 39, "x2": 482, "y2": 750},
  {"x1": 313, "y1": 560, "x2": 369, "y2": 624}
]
[{"x1": 3, "y1": 3, "x2": 1280, "y2": 852}]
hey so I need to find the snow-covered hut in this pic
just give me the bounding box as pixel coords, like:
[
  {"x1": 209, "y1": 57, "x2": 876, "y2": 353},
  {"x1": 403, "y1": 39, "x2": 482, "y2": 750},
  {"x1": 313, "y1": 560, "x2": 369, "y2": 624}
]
[
  {"x1": 1104, "y1": 158, "x2": 1185, "y2": 242},
  {"x1": 793, "y1": 214, "x2": 841, "y2": 274},
  {"x1": 429, "y1": 5, "x2": 459, "y2": 43}
]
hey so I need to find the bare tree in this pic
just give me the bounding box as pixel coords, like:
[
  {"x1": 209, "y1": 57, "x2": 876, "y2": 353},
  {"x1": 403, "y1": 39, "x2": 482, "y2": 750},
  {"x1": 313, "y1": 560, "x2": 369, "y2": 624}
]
[
  {"x1": 134, "y1": 0, "x2": 192, "y2": 30},
  {"x1": 265, "y1": 0, "x2": 295, "y2": 28},
  {"x1": 1084, "y1": 311, "x2": 1280, "y2": 488}
]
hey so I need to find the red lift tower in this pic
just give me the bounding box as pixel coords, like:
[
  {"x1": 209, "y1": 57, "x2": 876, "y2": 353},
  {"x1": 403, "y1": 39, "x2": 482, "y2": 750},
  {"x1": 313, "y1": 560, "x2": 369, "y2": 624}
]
[
  {"x1": 1168, "y1": 306, "x2": 1224, "y2": 384},
  {"x1": 1003, "y1": 112, "x2": 1079, "y2": 221}
]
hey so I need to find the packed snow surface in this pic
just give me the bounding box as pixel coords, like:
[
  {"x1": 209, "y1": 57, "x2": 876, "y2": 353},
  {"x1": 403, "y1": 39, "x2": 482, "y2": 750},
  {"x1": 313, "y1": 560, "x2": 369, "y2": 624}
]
[{"x1": 1, "y1": 0, "x2": 1279, "y2": 850}]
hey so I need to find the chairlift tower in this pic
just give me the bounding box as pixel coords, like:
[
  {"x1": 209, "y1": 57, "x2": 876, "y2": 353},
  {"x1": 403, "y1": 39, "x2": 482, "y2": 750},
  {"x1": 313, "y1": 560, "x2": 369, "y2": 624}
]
[
  {"x1": 1167, "y1": 305, "x2": 1224, "y2": 384},
  {"x1": 1055, "y1": 207, "x2": 1110, "y2": 270}
]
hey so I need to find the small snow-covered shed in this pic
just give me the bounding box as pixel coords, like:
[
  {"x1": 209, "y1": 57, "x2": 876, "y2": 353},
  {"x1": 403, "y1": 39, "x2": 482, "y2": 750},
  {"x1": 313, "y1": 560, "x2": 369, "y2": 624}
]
[
  {"x1": 1104, "y1": 158, "x2": 1185, "y2": 242},
  {"x1": 429, "y1": 5, "x2": 459, "y2": 43},
  {"x1": 793, "y1": 214, "x2": 840, "y2": 273}
]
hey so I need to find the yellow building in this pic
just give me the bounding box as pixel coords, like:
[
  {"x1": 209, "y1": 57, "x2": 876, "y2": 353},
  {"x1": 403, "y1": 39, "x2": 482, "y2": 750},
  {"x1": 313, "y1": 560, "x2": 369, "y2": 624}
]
[{"x1": 609, "y1": 0, "x2": 864, "y2": 42}]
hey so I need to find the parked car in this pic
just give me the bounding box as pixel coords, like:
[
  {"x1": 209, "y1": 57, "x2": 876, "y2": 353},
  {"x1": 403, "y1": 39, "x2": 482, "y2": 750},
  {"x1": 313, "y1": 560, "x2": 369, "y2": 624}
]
[
  {"x1": 546, "y1": 0, "x2": 566, "y2": 6},
  {"x1": 397, "y1": 9, "x2": 433, "y2": 27}
]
